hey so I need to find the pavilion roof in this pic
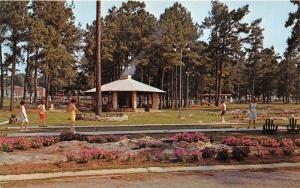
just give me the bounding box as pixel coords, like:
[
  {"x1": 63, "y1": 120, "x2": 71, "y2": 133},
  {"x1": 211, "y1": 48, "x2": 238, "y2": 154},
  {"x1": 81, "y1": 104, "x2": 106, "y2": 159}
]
[{"x1": 84, "y1": 75, "x2": 165, "y2": 93}]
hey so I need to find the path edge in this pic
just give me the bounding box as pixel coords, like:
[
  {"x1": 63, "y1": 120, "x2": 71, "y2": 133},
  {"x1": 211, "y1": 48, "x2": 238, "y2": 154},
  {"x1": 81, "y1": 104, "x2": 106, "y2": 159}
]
[{"x1": 1, "y1": 162, "x2": 300, "y2": 182}]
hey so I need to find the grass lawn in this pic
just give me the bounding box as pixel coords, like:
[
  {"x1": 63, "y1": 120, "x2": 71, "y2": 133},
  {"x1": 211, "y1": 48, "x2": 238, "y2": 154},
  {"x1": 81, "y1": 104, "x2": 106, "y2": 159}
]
[{"x1": 0, "y1": 103, "x2": 299, "y2": 129}]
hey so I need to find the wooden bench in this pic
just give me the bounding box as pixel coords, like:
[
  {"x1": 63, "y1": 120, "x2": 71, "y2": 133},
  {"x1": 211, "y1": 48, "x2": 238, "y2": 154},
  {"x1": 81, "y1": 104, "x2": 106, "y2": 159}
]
[
  {"x1": 287, "y1": 118, "x2": 300, "y2": 134},
  {"x1": 262, "y1": 119, "x2": 278, "y2": 134}
]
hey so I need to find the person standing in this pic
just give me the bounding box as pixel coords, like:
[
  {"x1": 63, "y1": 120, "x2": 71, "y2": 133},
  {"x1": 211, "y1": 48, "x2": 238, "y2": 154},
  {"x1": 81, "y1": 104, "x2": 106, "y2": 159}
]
[
  {"x1": 248, "y1": 97, "x2": 257, "y2": 129},
  {"x1": 19, "y1": 100, "x2": 29, "y2": 131},
  {"x1": 38, "y1": 100, "x2": 47, "y2": 127},
  {"x1": 220, "y1": 100, "x2": 226, "y2": 123},
  {"x1": 68, "y1": 99, "x2": 77, "y2": 132}
]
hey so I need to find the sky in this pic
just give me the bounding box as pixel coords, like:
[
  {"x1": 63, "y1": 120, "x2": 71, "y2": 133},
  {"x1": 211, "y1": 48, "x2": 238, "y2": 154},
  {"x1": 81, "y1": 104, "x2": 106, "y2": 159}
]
[
  {"x1": 1, "y1": 0, "x2": 297, "y2": 73},
  {"x1": 73, "y1": 0, "x2": 296, "y2": 57}
]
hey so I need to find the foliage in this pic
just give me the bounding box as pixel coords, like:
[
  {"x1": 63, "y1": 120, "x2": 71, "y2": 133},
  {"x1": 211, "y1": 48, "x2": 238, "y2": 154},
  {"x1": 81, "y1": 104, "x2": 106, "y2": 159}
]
[
  {"x1": 232, "y1": 146, "x2": 250, "y2": 161},
  {"x1": 202, "y1": 147, "x2": 216, "y2": 159},
  {"x1": 172, "y1": 132, "x2": 210, "y2": 143},
  {"x1": 216, "y1": 148, "x2": 230, "y2": 161},
  {"x1": 0, "y1": 136, "x2": 58, "y2": 152}
]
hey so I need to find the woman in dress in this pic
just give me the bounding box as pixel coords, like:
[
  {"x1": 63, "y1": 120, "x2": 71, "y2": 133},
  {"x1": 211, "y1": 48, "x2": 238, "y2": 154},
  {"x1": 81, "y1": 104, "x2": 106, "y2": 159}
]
[
  {"x1": 68, "y1": 99, "x2": 77, "y2": 132},
  {"x1": 248, "y1": 97, "x2": 257, "y2": 129},
  {"x1": 19, "y1": 100, "x2": 29, "y2": 131}
]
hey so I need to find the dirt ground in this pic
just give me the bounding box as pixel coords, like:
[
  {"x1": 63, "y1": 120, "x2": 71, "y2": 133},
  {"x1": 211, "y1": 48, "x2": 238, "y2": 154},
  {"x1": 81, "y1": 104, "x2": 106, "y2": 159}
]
[{"x1": 1, "y1": 168, "x2": 300, "y2": 188}]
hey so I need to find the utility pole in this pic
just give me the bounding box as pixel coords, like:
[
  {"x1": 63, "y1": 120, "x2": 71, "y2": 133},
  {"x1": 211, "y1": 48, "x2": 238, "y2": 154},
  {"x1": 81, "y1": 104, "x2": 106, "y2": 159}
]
[
  {"x1": 95, "y1": 0, "x2": 102, "y2": 115},
  {"x1": 179, "y1": 48, "x2": 182, "y2": 119}
]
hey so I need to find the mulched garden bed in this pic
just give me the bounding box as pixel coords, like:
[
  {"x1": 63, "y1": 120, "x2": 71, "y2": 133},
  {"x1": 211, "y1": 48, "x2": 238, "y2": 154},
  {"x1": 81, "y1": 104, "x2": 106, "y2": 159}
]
[{"x1": 1, "y1": 131, "x2": 300, "y2": 175}]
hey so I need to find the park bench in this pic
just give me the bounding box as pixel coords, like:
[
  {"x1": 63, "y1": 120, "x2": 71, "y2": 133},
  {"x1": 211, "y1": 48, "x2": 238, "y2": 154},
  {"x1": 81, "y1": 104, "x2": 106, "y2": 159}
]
[
  {"x1": 262, "y1": 119, "x2": 278, "y2": 134},
  {"x1": 287, "y1": 118, "x2": 300, "y2": 134}
]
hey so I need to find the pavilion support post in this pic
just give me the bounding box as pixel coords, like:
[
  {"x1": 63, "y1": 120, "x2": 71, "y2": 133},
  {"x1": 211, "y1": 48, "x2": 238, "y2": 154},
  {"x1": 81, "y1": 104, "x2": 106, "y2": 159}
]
[
  {"x1": 132, "y1": 91, "x2": 137, "y2": 110},
  {"x1": 152, "y1": 93, "x2": 159, "y2": 110},
  {"x1": 112, "y1": 91, "x2": 118, "y2": 110}
]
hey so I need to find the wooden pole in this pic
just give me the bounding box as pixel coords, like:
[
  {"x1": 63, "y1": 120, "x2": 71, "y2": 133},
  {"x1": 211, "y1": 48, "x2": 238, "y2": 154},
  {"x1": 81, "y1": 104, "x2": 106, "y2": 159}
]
[{"x1": 95, "y1": 0, "x2": 102, "y2": 115}]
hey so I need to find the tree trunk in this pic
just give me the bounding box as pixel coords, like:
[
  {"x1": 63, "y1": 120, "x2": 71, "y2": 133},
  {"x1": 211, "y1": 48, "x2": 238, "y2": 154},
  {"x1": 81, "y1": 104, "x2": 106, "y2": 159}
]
[
  {"x1": 175, "y1": 66, "x2": 178, "y2": 109},
  {"x1": 141, "y1": 67, "x2": 143, "y2": 82},
  {"x1": 23, "y1": 52, "x2": 30, "y2": 100},
  {"x1": 95, "y1": 0, "x2": 102, "y2": 115},
  {"x1": 214, "y1": 59, "x2": 219, "y2": 106},
  {"x1": 0, "y1": 43, "x2": 3, "y2": 108},
  {"x1": 160, "y1": 67, "x2": 165, "y2": 109},
  {"x1": 216, "y1": 61, "x2": 223, "y2": 106},
  {"x1": 45, "y1": 61, "x2": 49, "y2": 108},
  {"x1": 252, "y1": 67, "x2": 256, "y2": 95},
  {"x1": 171, "y1": 66, "x2": 174, "y2": 108},
  {"x1": 33, "y1": 48, "x2": 38, "y2": 103},
  {"x1": 10, "y1": 40, "x2": 17, "y2": 111}
]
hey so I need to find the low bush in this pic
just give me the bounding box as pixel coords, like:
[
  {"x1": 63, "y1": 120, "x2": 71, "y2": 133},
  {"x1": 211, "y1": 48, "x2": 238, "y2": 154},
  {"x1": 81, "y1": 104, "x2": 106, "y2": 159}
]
[
  {"x1": 281, "y1": 138, "x2": 294, "y2": 156},
  {"x1": 258, "y1": 137, "x2": 280, "y2": 148},
  {"x1": 173, "y1": 132, "x2": 210, "y2": 143},
  {"x1": 31, "y1": 137, "x2": 44, "y2": 148},
  {"x1": 294, "y1": 138, "x2": 300, "y2": 147},
  {"x1": 0, "y1": 136, "x2": 58, "y2": 153},
  {"x1": 232, "y1": 146, "x2": 250, "y2": 161},
  {"x1": 42, "y1": 136, "x2": 59, "y2": 146},
  {"x1": 14, "y1": 137, "x2": 31, "y2": 150},
  {"x1": 216, "y1": 148, "x2": 229, "y2": 161},
  {"x1": 173, "y1": 149, "x2": 201, "y2": 162},
  {"x1": 222, "y1": 137, "x2": 241, "y2": 146},
  {"x1": 59, "y1": 131, "x2": 76, "y2": 141},
  {"x1": 202, "y1": 147, "x2": 216, "y2": 159},
  {"x1": 74, "y1": 133, "x2": 88, "y2": 142}
]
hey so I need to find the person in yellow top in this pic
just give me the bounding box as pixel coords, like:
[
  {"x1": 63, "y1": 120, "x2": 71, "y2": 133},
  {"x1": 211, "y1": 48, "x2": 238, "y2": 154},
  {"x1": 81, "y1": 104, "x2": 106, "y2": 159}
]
[{"x1": 68, "y1": 99, "x2": 77, "y2": 132}]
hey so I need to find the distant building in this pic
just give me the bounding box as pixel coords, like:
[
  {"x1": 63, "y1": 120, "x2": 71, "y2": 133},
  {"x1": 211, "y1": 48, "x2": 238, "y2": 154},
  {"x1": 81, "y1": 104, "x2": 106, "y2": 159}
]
[
  {"x1": 5, "y1": 86, "x2": 45, "y2": 98},
  {"x1": 85, "y1": 75, "x2": 165, "y2": 112}
]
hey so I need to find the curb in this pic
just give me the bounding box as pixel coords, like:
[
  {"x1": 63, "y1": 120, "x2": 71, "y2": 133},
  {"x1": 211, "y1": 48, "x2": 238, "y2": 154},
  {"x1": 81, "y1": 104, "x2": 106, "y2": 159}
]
[
  {"x1": 0, "y1": 162, "x2": 300, "y2": 182},
  {"x1": 7, "y1": 122, "x2": 245, "y2": 130},
  {"x1": 7, "y1": 127, "x2": 262, "y2": 137}
]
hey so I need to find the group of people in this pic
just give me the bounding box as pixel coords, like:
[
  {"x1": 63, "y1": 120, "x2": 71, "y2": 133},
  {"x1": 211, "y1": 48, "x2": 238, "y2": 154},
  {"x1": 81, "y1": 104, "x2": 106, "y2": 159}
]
[
  {"x1": 17, "y1": 97, "x2": 258, "y2": 131},
  {"x1": 220, "y1": 97, "x2": 258, "y2": 128},
  {"x1": 18, "y1": 99, "x2": 78, "y2": 132}
]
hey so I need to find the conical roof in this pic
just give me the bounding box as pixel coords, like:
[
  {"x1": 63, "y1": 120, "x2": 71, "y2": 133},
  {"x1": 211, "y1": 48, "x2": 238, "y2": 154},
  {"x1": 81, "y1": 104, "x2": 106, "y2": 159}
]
[{"x1": 85, "y1": 75, "x2": 165, "y2": 93}]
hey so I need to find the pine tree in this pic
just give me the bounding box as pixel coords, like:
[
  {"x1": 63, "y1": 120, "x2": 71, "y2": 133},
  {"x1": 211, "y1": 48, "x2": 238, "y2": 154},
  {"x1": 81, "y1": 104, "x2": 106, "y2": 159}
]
[
  {"x1": 245, "y1": 18, "x2": 264, "y2": 96},
  {"x1": 0, "y1": 1, "x2": 30, "y2": 110},
  {"x1": 202, "y1": 1, "x2": 249, "y2": 106}
]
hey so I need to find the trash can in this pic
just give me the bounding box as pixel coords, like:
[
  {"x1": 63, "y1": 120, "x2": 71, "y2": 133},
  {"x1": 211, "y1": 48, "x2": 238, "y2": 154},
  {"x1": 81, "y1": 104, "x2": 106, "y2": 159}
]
[{"x1": 145, "y1": 104, "x2": 150, "y2": 112}]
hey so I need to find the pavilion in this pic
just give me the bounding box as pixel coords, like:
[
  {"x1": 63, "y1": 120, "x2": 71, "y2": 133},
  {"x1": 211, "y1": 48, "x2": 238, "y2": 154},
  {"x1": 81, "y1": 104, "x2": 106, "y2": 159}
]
[{"x1": 84, "y1": 75, "x2": 165, "y2": 112}]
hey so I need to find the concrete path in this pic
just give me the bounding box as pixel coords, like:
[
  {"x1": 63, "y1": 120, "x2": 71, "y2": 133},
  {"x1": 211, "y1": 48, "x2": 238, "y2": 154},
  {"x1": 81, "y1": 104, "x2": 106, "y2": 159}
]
[
  {"x1": 7, "y1": 122, "x2": 246, "y2": 130},
  {"x1": 7, "y1": 127, "x2": 262, "y2": 137},
  {"x1": 0, "y1": 162, "x2": 299, "y2": 182},
  {"x1": 4, "y1": 169, "x2": 300, "y2": 188}
]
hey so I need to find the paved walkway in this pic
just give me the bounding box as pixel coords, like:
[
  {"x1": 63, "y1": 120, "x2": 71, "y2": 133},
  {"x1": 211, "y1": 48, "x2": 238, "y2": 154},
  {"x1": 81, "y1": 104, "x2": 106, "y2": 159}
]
[
  {"x1": 4, "y1": 169, "x2": 300, "y2": 188},
  {"x1": 7, "y1": 122, "x2": 246, "y2": 130},
  {"x1": 0, "y1": 162, "x2": 299, "y2": 182},
  {"x1": 7, "y1": 127, "x2": 262, "y2": 137}
]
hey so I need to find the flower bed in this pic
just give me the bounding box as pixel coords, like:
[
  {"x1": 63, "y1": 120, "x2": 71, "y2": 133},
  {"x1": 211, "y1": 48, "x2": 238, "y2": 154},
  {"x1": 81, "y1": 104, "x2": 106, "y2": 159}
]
[
  {"x1": 0, "y1": 136, "x2": 58, "y2": 152},
  {"x1": 2, "y1": 132, "x2": 300, "y2": 166}
]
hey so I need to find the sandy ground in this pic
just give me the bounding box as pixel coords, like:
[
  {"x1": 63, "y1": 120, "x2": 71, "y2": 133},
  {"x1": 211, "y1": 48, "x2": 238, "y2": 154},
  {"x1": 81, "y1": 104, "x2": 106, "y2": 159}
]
[{"x1": 1, "y1": 168, "x2": 300, "y2": 188}]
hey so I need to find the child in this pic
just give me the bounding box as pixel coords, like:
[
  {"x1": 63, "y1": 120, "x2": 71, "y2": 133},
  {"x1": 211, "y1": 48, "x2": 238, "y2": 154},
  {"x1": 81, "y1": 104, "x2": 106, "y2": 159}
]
[
  {"x1": 68, "y1": 99, "x2": 77, "y2": 132},
  {"x1": 220, "y1": 100, "x2": 226, "y2": 123},
  {"x1": 19, "y1": 100, "x2": 29, "y2": 131},
  {"x1": 38, "y1": 100, "x2": 46, "y2": 127}
]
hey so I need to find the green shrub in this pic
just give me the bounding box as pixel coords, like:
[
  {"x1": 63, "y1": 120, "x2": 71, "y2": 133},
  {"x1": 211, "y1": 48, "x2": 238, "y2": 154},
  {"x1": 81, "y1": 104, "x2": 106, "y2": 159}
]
[
  {"x1": 216, "y1": 148, "x2": 229, "y2": 161},
  {"x1": 202, "y1": 147, "x2": 216, "y2": 159},
  {"x1": 232, "y1": 146, "x2": 250, "y2": 161}
]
